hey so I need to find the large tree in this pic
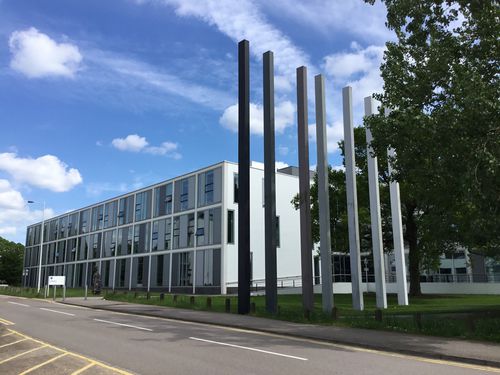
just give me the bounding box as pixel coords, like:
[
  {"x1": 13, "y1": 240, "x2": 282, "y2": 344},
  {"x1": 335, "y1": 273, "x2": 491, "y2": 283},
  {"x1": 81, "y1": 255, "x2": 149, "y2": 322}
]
[
  {"x1": 365, "y1": 0, "x2": 500, "y2": 295},
  {"x1": 0, "y1": 236, "x2": 24, "y2": 286}
]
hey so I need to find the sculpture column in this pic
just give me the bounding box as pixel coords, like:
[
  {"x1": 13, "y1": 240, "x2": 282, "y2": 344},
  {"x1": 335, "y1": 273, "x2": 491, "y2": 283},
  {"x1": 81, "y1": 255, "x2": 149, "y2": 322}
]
[
  {"x1": 238, "y1": 39, "x2": 251, "y2": 314},
  {"x1": 297, "y1": 66, "x2": 314, "y2": 313},
  {"x1": 264, "y1": 51, "x2": 277, "y2": 314},
  {"x1": 342, "y1": 86, "x2": 364, "y2": 311},
  {"x1": 364, "y1": 96, "x2": 387, "y2": 309},
  {"x1": 315, "y1": 74, "x2": 333, "y2": 313}
]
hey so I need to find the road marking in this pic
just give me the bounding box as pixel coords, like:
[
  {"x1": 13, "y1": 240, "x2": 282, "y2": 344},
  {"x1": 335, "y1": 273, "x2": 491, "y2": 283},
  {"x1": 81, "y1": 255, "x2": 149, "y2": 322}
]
[
  {"x1": 0, "y1": 317, "x2": 15, "y2": 325},
  {"x1": 7, "y1": 328, "x2": 133, "y2": 374},
  {"x1": 19, "y1": 352, "x2": 68, "y2": 374},
  {"x1": 71, "y1": 362, "x2": 95, "y2": 374},
  {"x1": 93, "y1": 318, "x2": 153, "y2": 332},
  {"x1": 189, "y1": 336, "x2": 308, "y2": 361},
  {"x1": 40, "y1": 307, "x2": 75, "y2": 316},
  {"x1": 0, "y1": 345, "x2": 46, "y2": 364},
  {"x1": 8, "y1": 301, "x2": 30, "y2": 307},
  {"x1": 0, "y1": 338, "x2": 27, "y2": 348},
  {"x1": 1, "y1": 332, "x2": 14, "y2": 337}
]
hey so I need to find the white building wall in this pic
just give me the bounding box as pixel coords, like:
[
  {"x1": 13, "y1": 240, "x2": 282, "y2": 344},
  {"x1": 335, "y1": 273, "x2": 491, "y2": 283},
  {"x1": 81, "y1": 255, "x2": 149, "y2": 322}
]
[{"x1": 223, "y1": 162, "x2": 302, "y2": 286}]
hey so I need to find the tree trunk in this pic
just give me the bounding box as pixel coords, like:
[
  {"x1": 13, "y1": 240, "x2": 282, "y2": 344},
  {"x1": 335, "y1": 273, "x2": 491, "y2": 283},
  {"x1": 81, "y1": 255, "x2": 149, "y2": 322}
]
[{"x1": 406, "y1": 204, "x2": 421, "y2": 297}]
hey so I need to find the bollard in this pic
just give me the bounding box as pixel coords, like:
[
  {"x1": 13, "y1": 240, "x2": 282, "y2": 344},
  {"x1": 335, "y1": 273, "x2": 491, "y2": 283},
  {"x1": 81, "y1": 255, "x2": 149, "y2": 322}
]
[
  {"x1": 375, "y1": 309, "x2": 383, "y2": 322},
  {"x1": 190, "y1": 296, "x2": 195, "y2": 305},
  {"x1": 331, "y1": 306, "x2": 338, "y2": 320},
  {"x1": 414, "y1": 313, "x2": 422, "y2": 330},
  {"x1": 134, "y1": 292, "x2": 138, "y2": 298},
  {"x1": 173, "y1": 295, "x2": 178, "y2": 303},
  {"x1": 250, "y1": 302, "x2": 256, "y2": 314},
  {"x1": 147, "y1": 292, "x2": 150, "y2": 300},
  {"x1": 277, "y1": 305, "x2": 281, "y2": 315},
  {"x1": 304, "y1": 309, "x2": 311, "y2": 320},
  {"x1": 160, "y1": 293, "x2": 165, "y2": 301},
  {"x1": 84, "y1": 285, "x2": 88, "y2": 300},
  {"x1": 206, "y1": 297, "x2": 212, "y2": 309},
  {"x1": 225, "y1": 298, "x2": 231, "y2": 313}
]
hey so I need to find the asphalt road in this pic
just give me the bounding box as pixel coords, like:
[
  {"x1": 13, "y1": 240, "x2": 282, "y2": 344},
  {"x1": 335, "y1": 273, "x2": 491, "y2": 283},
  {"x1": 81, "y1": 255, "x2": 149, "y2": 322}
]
[{"x1": 0, "y1": 295, "x2": 497, "y2": 375}]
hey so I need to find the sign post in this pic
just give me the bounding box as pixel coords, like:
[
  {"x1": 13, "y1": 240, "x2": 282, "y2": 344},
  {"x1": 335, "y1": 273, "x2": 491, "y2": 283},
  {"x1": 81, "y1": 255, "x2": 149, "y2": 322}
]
[{"x1": 48, "y1": 276, "x2": 66, "y2": 301}]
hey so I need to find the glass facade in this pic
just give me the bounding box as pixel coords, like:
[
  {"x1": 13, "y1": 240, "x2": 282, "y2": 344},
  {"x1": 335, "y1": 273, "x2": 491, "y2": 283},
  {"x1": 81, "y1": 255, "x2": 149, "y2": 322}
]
[{"x1": 23, "y1": 164, "x2": 224, "y2": 293}]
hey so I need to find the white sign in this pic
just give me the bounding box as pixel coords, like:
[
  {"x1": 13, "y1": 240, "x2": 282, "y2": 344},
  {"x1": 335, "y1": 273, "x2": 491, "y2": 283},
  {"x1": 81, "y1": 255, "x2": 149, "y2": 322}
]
[{"x1": 48, "y1": 276, "x2": 65, "y2": 286}]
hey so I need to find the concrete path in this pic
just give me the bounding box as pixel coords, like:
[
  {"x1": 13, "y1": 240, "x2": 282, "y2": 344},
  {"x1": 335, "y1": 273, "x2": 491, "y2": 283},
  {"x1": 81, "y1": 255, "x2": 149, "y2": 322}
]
[{"x1": 62, "y1": 297, "x2": 500, "y2": 369}]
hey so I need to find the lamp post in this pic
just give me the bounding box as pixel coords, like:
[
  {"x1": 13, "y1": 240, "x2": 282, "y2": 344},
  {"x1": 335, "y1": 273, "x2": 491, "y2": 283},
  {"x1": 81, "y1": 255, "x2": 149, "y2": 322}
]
[{"x1": 28, "y1": 200, "x2": 45, "y2": 293}]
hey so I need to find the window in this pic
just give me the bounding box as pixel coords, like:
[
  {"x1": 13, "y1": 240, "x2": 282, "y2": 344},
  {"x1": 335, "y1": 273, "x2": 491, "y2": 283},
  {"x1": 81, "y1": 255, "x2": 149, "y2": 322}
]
[
  {"x1": 233, "y1": 173, "x2": 239, "y2": 203},
  {"x1": 198, "y1": 168, "x2": 222, "y2": 207},
  {"x1": 115, "y1": 258, "x2": 130, "y2": 288},
  {"x1": 195, "y1": 249, "x2": 221, "y2": 287},
  {"x1": 118, "y1": 196, "x2": 134, "y2": 225},
  {"x1": 49, "y1": 219, "x2": 58, "y2": 241},
  {"x1": 79, "y1": 209, "x2": 90, "y2": 234},
  {"x1": 56, "y1": 241, "x2": 66, "y2": 263},
  {"x1": 172, "y1": 251, "x2": 193, "y2": 286},
  {"x1": 103, "y1": 230, "x2": 117, "y2": 257},
  {"x1": 152, "y1": 218, "x2": 171, "y2": 252},
  {"x1": 151, "y1": 254, "x2": 170, "y2": 288},
  {"x1": 117, "y1": 226, "x2": 132, "y2": 255},
  {"x1": 196, "y1": 207, "x2": 221, "y2": 247},
  {"x1": 67, "y1": 238, "x2": 77, "y2": 261},
  {"x1": 173, "y1": 213, "x2": 195, "y2": 249},
  {"x1": 58, "y1": 216, "x2": 68, "y2": 239},
  {"x1": 91, "y1": 205, "x2": 104, "y2": 232},
  {"x1": 135, "y1": 190, "x2": 152, "y2": 222},
  {"x1": 227, "y1": 210, "x2": 234, "y2": 244},
  {"x1": 133, "y1": 222, "x2": 151, "y2": 253},
  {"x1": 276, "y1": 216, "x2": 280, "y2": 248},
  {"x1": 67, "y1": 213, "x2": 79, "y2": 237},
  {"x1": 78, "y1": 236, "x2": 89, "y2": 260},
  {"x1": 174, "y1": 176, "x2": 195, "y2": 212},
  {"x1": 154, "y1": 183, "x2": 173, "y2": 217},
  {"x1": 131, "y1": 256, "x2": 148, "y2": 288},
  {"x1": 104, "y1": 200, "x2": 118, "y2": 229},
  {"x1": 89, "y1": 233, "x2": 102, "y2": 259}
]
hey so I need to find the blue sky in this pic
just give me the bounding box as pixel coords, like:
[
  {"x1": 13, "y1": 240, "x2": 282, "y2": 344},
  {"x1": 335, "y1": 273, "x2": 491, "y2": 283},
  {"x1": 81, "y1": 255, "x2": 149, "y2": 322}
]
[{"x1": 0, "y1": 0, "x2": 392, "y2": 243}]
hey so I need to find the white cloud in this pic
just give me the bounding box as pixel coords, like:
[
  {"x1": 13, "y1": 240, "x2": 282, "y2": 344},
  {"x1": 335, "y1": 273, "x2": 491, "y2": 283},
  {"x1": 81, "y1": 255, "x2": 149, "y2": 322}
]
[
  {"x1": 0, "y1": 179, "x2": 55, "y2": 243},
  {"x1": 219, "y1": 101, "x2": 295, "y2": 135},
  {"x1": 9, "y1": 27, "x2": 82, "y2": 78},
  {"x1": 323, "y1": 44, "x2": 385, "y2": 104},
  {"x1": 85, "y1": 181, "x2": 144, "y2": 197},
  {"x1": 111, "y1": 134, "x2": 148, "y2": 152},
  {"x1": 258, "y1": 0, "x2": 393, "y2": 44},
  {"x1": 111, "y1": 134, "x2": 181, "y2": 159},
  {"x1": 278, "y1": 145, "x2": 289, "y2": 156},
  {"x1": 250, "y1": 161, "x2": 289, "y2": 171},
  {"x1": 308, "y1": 121, "x2": 344, "y2": 153},
  {"x1": 0, "y1": 153, "x2": 82, "y2": 192},
  {"x1": 149, "y1": 0, "x2": 314, "y2": 93}
]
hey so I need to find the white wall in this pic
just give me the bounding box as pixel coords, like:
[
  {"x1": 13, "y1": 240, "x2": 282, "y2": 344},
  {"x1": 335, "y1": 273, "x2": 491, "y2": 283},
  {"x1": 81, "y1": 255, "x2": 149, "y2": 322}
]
[{"x1": 223, "y1": 162, "x2": 303, "y2": 286}]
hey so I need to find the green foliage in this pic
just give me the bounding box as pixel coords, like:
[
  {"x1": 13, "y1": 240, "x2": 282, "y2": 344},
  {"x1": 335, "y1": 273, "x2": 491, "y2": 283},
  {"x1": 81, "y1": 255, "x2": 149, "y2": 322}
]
[
  {"x1": 364, "y1": 0, "x2": 500, "y2": 293},
  {"x1": 0, "y1": 236, "x2": 24, "y2": 286}
]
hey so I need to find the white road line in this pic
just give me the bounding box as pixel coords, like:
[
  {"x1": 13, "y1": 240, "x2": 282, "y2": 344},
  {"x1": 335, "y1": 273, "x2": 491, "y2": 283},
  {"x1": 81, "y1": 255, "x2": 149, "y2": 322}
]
[
  {"x1": 39, "y1": 308, "x2": 75, "y2": 316},
  {"x1": 93, "y1": 318, "x2": 153, "y2": 332},
  {"x1": 8, "y1": 301, "x2": 30, "y2": 307},
  {"x1": 189, "y1": 337, "x2": 308, "y2": 361}
]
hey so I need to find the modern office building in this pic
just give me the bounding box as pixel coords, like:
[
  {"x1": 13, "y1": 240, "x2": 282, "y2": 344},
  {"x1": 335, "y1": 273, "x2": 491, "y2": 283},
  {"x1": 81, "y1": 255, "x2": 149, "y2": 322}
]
[{"x1": 23, "y1": 161, "x2": 305, "y2": 294}]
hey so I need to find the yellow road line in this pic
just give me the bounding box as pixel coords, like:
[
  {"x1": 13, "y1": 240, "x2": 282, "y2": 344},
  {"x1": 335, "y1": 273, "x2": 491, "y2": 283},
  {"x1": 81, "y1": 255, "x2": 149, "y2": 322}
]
[
  {"x1": 71, "y1": 362, "x2": 95, "y2": 375},
  {"x1": 0, "y1": 338, "x2": 26, "y2": 348},
  {"x1": 19, "y1": 352, "x2": 68, "y2": 374},
  {"x1": 0, "y1": 332, "x2": 14, "y2": 337},
  {"x1": 7, "y1": 329, "x2": 133, "y2": 374},
  {"x1": 0, "y1": 345, "x2": 46, "y2": 365},
  {"x1": 0, "y1": 317, "x2": 14, "y2": 325}
]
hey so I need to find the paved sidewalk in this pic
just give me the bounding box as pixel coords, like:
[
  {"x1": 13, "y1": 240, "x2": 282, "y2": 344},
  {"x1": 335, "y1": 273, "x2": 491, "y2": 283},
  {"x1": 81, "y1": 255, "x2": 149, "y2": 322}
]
[{"x1": 62, "y1": 297, "x2": 500, "y2": 369}]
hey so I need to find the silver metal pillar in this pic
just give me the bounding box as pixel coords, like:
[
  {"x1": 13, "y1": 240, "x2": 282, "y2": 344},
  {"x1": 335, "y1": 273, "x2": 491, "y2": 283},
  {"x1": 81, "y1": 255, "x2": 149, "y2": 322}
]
[
  {"x1": 342, "y1": 86, "x2": 364, "y2": 311},
  {"x1": 387, "y1": 147, "x2": 409, "y2": 305},
  {"x1": 364, "y1": 96, "x2": 387, "y2": 309},
  {"x1": 297, "y1": 66, "x2": 314, "y2": 313},
  {"x1": 315, "y1": 74, "x2": 333, "y2": 313}
]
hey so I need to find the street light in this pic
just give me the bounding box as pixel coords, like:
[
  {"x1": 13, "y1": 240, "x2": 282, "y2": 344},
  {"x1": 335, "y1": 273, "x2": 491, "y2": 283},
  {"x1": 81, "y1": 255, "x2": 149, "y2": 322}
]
[{"x1": 27, "y1": 200, "x2": 45, "y2": 293}]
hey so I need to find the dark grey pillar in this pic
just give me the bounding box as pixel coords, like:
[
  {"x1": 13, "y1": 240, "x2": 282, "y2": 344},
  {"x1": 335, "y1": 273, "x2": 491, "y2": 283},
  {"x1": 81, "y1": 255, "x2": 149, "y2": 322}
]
[
  {"x1": 238, "y1": 39, "x2": 251, "y2": 315},
  {"x1": 315, "y1": 74, "x2": 334, "y2": 313},
  {"x1": 297, "y1": 66, "x2": 314, "y2": 313},
  {"x1": 264, "y1": 51, "x2": 278, "y2": 314}
]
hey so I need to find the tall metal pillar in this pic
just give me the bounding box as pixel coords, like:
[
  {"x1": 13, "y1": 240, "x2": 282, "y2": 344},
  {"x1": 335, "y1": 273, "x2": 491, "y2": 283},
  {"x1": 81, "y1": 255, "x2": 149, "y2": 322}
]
[
  {"x1": 364, "y1": 96, "x2": 387, "y2": 309},
  {"x1": 387, "y1": 147, "x2": 409, "y2": 305},
  {"x1": 264, "y1": 51, "x2": 278, "y2": 314},
  {"x1": 342, "y1": 86, "x2": 364, "y2": 311},
  {"x1": 238, "y1": 39, "x2": 251, "y2": 314},
  {"x1": 297, "y1": 66, "x2": 314, "y2": 313},
  {"x1": 315, "y1": 74, "x2": 333, "y2": 313}
]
